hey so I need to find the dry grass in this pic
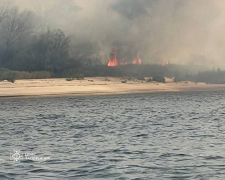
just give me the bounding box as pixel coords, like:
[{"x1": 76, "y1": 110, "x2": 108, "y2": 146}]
[{"x1": 14, "y1": 71, "x2": 52, "y2": 79}]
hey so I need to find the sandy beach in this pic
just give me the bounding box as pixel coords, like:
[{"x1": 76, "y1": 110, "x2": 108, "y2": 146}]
[{"x1": 0, "y1": 77, "x2": 225, "y2": 99}]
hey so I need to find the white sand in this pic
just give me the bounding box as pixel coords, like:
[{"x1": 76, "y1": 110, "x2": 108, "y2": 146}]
[{"x1": 0, "y1": 77, "x2": 224, "y2": 99}]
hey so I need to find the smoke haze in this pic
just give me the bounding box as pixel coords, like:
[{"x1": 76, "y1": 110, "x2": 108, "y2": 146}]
[{"x1": 12, "y1": 0, "x2": 225, "y2": 68}]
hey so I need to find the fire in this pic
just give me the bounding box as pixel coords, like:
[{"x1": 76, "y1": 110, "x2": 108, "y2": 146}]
[
  {"x1": 132, "y1": 53, "x2": 142, "y2": 65},
  {"x1": 107, "y1": 48, "x2": 142, "y2": 66},
  {"x1": 108, "y1": 50, "x2": 119, "y2": 67}
]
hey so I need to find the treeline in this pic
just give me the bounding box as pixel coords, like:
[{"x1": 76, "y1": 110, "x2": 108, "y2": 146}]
[
  {"x1": 0, "y1": 4, "x2": 100, "y2": 73},
  {"x1": 58, "y1": 64, "x2": 188, "y2": 78},
  {"x1": 2, "y1": 62, "x2": 225, "y2": 84},
  {"x1": 65, "y1": 65, "x2": 225, "y2": 85},
  {"x1": 175, "y1": 69, "x2": 225, "y2": 84},
  {"x1": 1, "y1": 4, "x2": 225, "y2": 84}
]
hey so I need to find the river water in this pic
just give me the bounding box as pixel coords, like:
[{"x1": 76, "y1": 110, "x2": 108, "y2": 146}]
[{"x1": 1, "y1": 91, "x2": 225, "y2": 179}]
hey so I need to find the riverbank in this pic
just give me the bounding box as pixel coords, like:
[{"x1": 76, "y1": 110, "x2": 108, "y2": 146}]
[{"x1": 0, "y1": 77, "x2": 225, "y2": 99}]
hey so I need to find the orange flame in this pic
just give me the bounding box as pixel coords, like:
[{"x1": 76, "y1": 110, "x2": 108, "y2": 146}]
[
  {"x1": 108, "y1": 50, "x2": 119, "y2": 67},
  {"x1": 133, "y1": 53, "x2": 142, "y2": 65}
]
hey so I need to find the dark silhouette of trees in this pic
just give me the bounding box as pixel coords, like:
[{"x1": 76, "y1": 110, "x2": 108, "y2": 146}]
[
  {"x1": 35, "y1": 29, "x2": 70, "y2": 72},
  {"x1": 10, "y1": 29, "x2": 70, "y2": 72},
  {"x1": 0, "y1": 6, "x2": 35, "y2": 67}
]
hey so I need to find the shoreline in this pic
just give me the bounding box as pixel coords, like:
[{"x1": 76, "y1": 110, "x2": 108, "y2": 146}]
[{"x1": 0, "y1": 77, "x2": 225, "y2": 99}]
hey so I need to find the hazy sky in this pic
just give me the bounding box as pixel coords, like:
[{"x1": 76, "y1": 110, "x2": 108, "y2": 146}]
[{"x1": 12, "y1": 0, "x2": 225, "y2": 68}]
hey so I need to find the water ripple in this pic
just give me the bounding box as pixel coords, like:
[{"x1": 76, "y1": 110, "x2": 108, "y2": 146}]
[{"x1": 0, "y1": 91, "x2": 225, "y2": 179}]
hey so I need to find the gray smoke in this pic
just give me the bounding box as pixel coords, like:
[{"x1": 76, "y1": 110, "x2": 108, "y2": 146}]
[{"x1": 12, "y1": 0, "x2": 225, "y2": 69}]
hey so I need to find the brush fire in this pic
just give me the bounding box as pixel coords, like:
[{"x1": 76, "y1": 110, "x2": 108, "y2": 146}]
[
  {"x1": 108, "y1": 48, "x2": 142, "y2": 67},
  {"x1": 108, "y1": 50, "x2": 119, "y2": 67}
]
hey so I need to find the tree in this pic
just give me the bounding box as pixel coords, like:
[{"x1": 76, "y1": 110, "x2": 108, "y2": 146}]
[
  {"x1": 69, "y1": 37, "x2": 101, "y2": 67},
  {"x1": 32, "y1": 29, "x2": 70, "y2": 72},
  {"x1": 0, "y1": 7, "x2": 35, "y2": 67},
  {"x1": 0, "y1": 0, "x2": 13, "y2": 24}
]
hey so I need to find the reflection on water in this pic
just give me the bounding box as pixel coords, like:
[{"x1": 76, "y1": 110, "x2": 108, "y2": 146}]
[{"x1": 1, "y1": 91, "x2": 225, "y2": 179}]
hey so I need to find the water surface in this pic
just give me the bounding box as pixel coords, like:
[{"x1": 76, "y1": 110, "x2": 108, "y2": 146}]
[{"x1": 1, "y1": 91, "x2": 225, "y2": 179}]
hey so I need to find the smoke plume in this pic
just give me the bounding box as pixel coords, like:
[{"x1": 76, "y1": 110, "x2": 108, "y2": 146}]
[{"x1": 12, "y1": 0, "x2": 225, "y2": 69}]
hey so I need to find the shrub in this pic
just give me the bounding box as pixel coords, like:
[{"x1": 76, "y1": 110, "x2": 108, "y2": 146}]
[
  {"x1": 173, "y1": 76, "x2": 182, "y2": 83},
  {"x1": 104, "y1": 77, "x2": 110, "y2": 81},
  {"x1": 121, "y1": 80, "x2": 127, "y2": 83},
  {"x1": 66, "y1": 78, "x2": 74, "y2": 81},
  {"x1": 14, "y1": 71, "x2": 52, "y2": 79},
  {"x1": 137, "y1": 76, "x2": 145, "y2": 81},
  {"x1": 75, "y1": 73, "x2": 84, "y2": 80},
  {"x1": 6, "y1": 74, "x2": 16, "y2": 83},
  {"x1": 146, "y1": 78, "x2": 153, "y2": 82},
  {"x1": 152, "y1": 76, "x2": 166, "y2": 83},
  {"x1": 0, "y1": 68, "x2": 16, "y2": 83}
]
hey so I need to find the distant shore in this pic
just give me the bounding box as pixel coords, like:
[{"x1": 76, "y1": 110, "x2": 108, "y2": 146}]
[{"x1": 0, "y1": 77, "x2": 225, "y2": 99}]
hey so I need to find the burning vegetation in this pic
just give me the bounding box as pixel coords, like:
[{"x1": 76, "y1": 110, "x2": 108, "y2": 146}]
[
  {"x1": 108, "y1": 50, "x2": 119, "y2": 67},
  {"x1": 108, "y1": 48, "x2": 142, "y2": 67},
  {"x1": 132, "y1": 53, "x2": 142, "y2": 65}
]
